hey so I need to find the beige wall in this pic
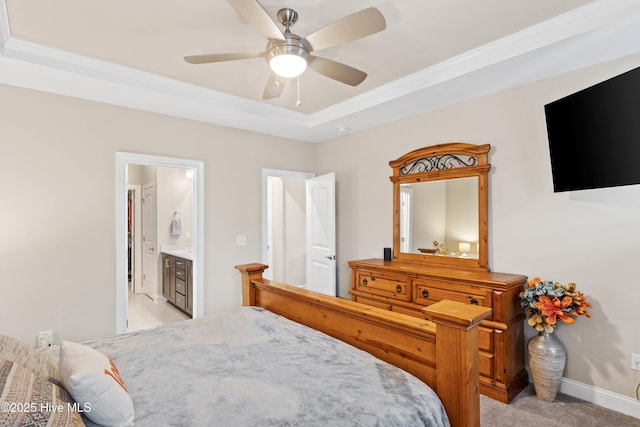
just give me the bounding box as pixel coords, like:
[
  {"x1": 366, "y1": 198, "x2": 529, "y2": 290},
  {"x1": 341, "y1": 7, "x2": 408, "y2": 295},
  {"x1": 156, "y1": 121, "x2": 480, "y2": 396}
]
[
  {"x1": 0, "y1": 83, "x2": 316, "y2": 345},
  {"x1": 157, "y1": 166, "x2": 194, "y2": 247},
  {"x1": 316, "y1": 53, "x2": 640, "y2": 399}
]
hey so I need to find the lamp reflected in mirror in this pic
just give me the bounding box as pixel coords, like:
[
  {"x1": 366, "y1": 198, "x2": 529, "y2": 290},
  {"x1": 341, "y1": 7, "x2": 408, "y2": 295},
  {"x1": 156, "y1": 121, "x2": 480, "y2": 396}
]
[{"x1": 458, "y1": 242, "x2": 471, "y2": 257}]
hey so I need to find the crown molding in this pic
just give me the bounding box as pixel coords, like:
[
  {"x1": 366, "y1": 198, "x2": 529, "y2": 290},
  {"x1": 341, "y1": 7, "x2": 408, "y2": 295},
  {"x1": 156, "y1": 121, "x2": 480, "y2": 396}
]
[{"x1": 1, "y1": 0, "x2": 640, "y2": 142}]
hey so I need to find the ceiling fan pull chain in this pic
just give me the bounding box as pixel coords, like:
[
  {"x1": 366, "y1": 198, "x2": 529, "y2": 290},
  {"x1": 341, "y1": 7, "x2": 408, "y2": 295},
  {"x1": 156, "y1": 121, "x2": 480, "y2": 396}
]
[{"x1": 296, "y1": 76, "x2": 302, "y2": 107}]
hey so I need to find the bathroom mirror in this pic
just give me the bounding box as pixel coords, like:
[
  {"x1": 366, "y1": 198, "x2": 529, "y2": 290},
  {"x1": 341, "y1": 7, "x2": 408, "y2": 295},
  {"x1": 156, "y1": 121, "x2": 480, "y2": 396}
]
[{"x1": 390, "y1": 143, "x2": 491, "y2": 270}]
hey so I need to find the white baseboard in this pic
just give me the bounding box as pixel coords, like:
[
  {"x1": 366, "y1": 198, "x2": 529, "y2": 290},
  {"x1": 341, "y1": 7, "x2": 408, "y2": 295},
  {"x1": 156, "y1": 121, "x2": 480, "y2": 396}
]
[{"x1": 560, "y1": 377, "x2": 640, "y2": 419}]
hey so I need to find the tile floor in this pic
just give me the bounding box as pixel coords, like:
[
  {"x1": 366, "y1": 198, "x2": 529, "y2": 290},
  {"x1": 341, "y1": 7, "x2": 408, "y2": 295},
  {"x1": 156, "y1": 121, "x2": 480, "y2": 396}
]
[{"x1": 127, "y1": 291, "x2": 190, "y2": 332}]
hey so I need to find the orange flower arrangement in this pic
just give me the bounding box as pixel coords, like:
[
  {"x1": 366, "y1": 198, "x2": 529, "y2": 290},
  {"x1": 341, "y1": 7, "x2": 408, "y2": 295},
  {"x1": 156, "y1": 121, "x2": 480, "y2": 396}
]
[{"x1": 519, "y1": 277, "x2": 591, "y2": 333}]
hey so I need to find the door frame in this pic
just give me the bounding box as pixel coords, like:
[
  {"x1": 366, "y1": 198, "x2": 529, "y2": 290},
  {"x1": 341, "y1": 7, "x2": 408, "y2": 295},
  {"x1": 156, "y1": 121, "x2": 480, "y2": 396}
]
[
  {"x1": 127, "y1": 184, "x2": 142, "y2": 293},
  {"x1": 261, "y1": 168, "x2": 315, "y2": 281},
  {"x1": 116, "y1": 152, "x2": 204, "y2": 335}
]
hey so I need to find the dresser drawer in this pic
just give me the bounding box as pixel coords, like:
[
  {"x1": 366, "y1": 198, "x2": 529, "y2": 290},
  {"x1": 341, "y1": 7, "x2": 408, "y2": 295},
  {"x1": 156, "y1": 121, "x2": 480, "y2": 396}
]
[
  {"x1": 478, "y1": 326, "x2": 493, "y2": 353},
  {"x1": 355, "y1": 270, "x2": 411, "y2": 301},
  {"x1": 413, "y1": 279, "x2": 492, "y2": 312},
  {"x1": 175, "y1": 258, "x2": 187, "y2": 269},
  {"x1": 175, "y1": 278, "x2": 186, "y2": 295},
  {"x1": 175, "y1": 268, "x2": 186, "y2": 280},
  {"x1": 175, "y1": 292, "x2": 186, "y2": 310},
  {"x1": 479, "y1": 351, "x2": 494, "y2": 378}
]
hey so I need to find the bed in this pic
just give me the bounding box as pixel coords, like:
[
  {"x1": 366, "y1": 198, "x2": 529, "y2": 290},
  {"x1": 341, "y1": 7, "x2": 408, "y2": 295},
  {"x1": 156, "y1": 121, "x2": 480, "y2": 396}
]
[{"x1": 0, "y1": 263, "x2": 490, "y2": 427}]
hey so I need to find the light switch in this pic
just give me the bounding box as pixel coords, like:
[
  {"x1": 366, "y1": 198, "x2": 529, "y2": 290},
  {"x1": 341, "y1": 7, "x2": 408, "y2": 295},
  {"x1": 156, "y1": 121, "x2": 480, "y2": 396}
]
[{"x1": 236, "y1": 235, "x2": 247, "y2": 246}]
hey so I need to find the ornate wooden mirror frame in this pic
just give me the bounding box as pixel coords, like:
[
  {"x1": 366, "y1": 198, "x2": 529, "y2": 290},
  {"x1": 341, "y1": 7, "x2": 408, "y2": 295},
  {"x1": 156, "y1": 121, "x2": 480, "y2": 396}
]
[{"x1": 390, "y1": 143, "x2": 491, "y2": 271}]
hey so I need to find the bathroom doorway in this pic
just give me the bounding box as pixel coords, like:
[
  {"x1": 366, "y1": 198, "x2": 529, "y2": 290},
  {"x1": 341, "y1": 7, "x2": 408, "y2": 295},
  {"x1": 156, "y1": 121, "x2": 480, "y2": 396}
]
[{"x1": 116, "y1": 152, "x2": 204, "y2": 335}]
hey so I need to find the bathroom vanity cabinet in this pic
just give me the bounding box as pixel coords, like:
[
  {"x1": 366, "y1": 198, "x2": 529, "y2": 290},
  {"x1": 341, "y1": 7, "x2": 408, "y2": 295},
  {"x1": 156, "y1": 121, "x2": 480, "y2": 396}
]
[{"x1": 162, "y1": 253, "x2": 193, "y2": 315}]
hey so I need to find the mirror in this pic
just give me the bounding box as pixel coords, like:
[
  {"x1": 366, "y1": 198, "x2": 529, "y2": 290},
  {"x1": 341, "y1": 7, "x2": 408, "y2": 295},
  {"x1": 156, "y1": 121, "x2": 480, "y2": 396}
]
[
  {"x1": 390, "y1": 143, "x2": 490, "y2": 270},
  {"x1": 399, "y1": 177, "x2": 479, "y2": 258}
]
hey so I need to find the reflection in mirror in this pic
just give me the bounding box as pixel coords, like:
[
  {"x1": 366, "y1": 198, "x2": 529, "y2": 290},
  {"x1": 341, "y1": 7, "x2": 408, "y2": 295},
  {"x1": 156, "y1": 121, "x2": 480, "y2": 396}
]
[{"x1": 399, "y1": 177, "x2": 478, "y2": 258}]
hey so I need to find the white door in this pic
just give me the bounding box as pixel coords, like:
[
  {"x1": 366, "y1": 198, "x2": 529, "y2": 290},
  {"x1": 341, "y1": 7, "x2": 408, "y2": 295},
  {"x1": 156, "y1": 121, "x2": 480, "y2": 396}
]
[
  {"x1": 142, "y1": 184, "x2": 157, "y2": 299},
  {"x1": 306, "y1": 173, "x2": 336, "y2": 296}
]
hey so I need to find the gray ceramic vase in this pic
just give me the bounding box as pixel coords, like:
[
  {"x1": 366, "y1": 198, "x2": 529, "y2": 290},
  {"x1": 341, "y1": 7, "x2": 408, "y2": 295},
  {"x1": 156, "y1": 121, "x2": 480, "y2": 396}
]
[{"x1": 527, "y1": 331, "x2": 567, "y2": 402}]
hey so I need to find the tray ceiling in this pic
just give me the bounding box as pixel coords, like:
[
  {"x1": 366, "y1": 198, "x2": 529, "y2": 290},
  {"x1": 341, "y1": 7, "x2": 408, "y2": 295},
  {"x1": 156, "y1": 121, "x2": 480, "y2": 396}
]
[{"x1": 1, "y1": 0, "x2": 640, "y2": 142}]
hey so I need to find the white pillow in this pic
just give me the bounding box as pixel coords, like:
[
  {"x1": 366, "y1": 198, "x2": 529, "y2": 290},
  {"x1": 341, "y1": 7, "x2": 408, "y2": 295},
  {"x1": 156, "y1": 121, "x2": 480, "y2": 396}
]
[{"x1": 59, "y1": 341, "x2": 134, "y2": 427}]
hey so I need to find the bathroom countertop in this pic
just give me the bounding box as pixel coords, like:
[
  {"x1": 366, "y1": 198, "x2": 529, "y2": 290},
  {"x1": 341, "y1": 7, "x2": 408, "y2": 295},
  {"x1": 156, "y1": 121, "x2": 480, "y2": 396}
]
[{"x1": 160, "y1": 245, "x2": 193, "y2": 261}]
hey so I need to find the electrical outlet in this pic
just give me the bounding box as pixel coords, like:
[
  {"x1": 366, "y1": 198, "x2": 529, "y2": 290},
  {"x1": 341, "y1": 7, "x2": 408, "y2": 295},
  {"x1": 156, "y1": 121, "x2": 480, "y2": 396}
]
[
  {"x1": 38, "y1": 330, "x2": 53, "y2": 349},
  {"x1": 631, "y1": 353, "x2": 640, "y2": 371}
]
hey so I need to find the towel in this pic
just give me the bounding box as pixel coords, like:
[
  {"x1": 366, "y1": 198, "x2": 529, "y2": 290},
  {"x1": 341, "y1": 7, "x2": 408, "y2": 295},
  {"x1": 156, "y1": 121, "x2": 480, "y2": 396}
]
[{"x1": 171, "y1": 211, "x2": 182, "y2": 236}]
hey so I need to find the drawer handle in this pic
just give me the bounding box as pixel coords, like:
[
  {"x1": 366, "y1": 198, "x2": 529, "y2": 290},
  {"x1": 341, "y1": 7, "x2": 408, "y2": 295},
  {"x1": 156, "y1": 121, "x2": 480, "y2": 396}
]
[
  {"x1": 395, "y1": 285, "x2": 403, "y2": 293},
  {"x1": 422, "y1": 289, "x2": 429, "y2": 298},
  {"x1": 362, "y1": 278, "x2": 368, "y2": 285},
  {"x1": 370, "y1": 276, "x2": 376, "y2": 281},
  {"x1": 470, "y1": 297, "x2": 479, "y2": 305}
]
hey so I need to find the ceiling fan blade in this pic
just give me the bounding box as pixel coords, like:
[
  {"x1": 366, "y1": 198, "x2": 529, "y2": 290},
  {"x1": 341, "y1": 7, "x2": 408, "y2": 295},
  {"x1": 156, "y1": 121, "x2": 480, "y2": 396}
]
[
  {"x1": 227, "y1": 0, "x2": 285, "y2": 41},
  {"x1": 304, "y1": 7, "x2": 386, "y2": 52},
  {"x1": 263, "y1": 71, "x2": 288, "y2": 99},
  {"x1": 307, "y1": 56, "x2": 367, "y2": 86},
  {"x1": 184, "y1": 52, "x2": 265, "y2": 64}
]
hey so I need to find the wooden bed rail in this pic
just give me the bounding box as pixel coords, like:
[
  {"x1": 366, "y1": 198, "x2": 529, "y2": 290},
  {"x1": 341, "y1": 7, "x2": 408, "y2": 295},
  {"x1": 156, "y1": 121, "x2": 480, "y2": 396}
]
[{"x1": 236, "y1": 263, "x2": 491, "y2": 427}]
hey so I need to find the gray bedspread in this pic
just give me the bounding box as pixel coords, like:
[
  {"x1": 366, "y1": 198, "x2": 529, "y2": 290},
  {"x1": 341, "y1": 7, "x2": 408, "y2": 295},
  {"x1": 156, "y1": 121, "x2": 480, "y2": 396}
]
[{"x1": 85, "y1": 307, "x2": 449, "y2": 426}]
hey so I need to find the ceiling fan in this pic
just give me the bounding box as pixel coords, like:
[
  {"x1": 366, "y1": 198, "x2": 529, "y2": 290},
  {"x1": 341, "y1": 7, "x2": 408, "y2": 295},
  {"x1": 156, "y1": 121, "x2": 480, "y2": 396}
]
[{"x1": 184, "y1": 0, "x2": 386, "y2": 100}]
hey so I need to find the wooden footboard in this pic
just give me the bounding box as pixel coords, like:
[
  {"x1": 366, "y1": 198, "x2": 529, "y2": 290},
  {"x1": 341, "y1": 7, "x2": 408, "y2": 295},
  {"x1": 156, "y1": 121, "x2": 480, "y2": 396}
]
[{"x1": 236, "y1": 264, "x2": 492, "y2": 427}]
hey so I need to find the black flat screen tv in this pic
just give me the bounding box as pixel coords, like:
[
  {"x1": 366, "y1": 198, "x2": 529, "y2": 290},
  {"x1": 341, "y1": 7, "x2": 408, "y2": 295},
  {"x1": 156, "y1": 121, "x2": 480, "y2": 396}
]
[{"x1": 544, "y1": 65, "x2": 640, "y2": 192}]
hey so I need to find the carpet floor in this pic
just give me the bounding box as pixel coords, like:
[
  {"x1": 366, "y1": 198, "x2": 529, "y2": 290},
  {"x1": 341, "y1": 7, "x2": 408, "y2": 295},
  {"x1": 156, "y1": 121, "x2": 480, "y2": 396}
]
[{"x1": 480, "y1": 384, "x2": 640, "y2": 426}]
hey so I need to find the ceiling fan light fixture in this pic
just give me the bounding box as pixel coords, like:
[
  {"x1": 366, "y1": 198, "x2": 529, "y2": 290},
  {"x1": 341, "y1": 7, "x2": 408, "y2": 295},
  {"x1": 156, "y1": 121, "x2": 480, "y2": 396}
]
[
  {"x1": 269, "y1": 54, "x2": 307, "y2": 78},
  {"x1": 267, "y1": 37, "x2": 309, "y2": 79}
]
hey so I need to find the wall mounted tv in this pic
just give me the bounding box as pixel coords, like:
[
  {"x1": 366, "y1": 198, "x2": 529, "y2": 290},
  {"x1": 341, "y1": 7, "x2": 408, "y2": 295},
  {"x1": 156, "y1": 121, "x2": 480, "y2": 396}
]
[{"x1": 544, "y1": 65, "x2": 640, "y2": 192}]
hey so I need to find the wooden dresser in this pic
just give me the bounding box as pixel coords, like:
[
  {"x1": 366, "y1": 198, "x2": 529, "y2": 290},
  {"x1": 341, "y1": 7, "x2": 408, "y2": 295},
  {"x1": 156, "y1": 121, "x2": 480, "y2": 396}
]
[{"x1": 349, "y1": 258, "x2": 529, "y2": 403}]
